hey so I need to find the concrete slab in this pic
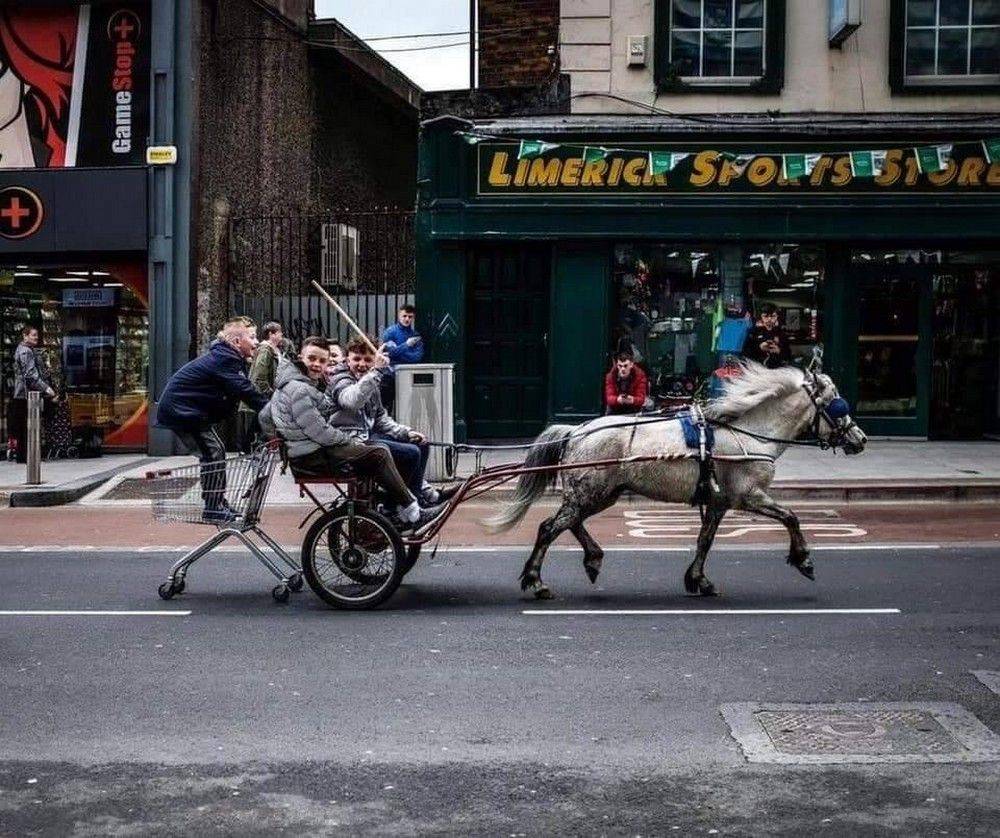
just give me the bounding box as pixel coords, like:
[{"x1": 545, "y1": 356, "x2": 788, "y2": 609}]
[{"x1": 721, "y1": 702, "x2": 1000, "y2": 765}]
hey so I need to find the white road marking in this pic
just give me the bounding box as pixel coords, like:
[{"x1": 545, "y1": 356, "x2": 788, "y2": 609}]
[
  {"x1": 0, "y1": 610, "x2": 191, "y2": 617},
  {"x1": 622, "y1": 508, "x2": 869, "y2": 540},
  {"x1": 522, "y1": 608, "x2": 902, "y2": 616}
]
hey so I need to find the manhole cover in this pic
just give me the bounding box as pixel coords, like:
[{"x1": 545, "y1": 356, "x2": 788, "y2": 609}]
[
  {"x1": 721, "y1": 702, "x2": 1000, "y2": 764},
  {"x1": 102, "y1": 476, "x2": 197, "y2": 501}
]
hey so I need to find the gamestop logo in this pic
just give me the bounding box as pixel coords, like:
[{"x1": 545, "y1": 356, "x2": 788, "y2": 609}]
[{"x1": 108, "y1": 10, "x2": 141, "y2": 155}]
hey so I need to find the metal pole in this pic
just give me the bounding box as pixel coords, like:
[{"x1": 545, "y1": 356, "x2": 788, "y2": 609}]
[
  {"x1": 469, "y1": 0, "x2": 475, "y2": 89},
  {"x1": 26, "y1": 391, "x2": 41, "y2": 485}
]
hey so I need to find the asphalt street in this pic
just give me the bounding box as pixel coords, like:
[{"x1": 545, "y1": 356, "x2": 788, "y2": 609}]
[{"x1": 1, "y1": 543, "x2": 998, "y2": 835}]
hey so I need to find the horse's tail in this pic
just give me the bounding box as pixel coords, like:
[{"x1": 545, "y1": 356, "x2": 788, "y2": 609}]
[{"x1": 482, "y1": 424, "x2": 574, "y2": 533}]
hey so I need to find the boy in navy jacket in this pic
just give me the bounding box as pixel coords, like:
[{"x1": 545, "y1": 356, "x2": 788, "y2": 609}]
[
  {"x1": 379, "y1": 304, "x2": 423, "y2": 413},
  {"x1": 158, "y1": 317, "x2": 268, "y2": 520}
]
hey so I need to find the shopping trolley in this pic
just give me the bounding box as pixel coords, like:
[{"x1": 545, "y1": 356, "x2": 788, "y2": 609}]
[{"x1": 148, "y1": 442, "x2": 304, "y2": 603}]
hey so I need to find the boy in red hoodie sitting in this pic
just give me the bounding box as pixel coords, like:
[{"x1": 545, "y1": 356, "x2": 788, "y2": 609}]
[{"x1": 604, "y1": 351, "x2": 648, "y2": 415}]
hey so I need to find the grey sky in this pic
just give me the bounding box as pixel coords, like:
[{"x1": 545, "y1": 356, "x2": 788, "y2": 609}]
[{"x1": 314, "y1": 1, "x2": 471, "y2": 91}]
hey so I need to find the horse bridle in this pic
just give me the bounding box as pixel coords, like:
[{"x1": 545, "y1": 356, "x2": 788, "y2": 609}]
[{"x1": 801, "y1": 370, "x2": 857, "y2": 451}]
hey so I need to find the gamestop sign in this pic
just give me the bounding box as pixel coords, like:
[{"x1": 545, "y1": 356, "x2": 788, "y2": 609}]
[{"x1": 0, "y1": 3, "x2": 150, "y2": 169}]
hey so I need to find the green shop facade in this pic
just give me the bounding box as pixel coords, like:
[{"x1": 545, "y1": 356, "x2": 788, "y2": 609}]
[{"x1": 416, "y1": 115, "x2": 1000, "y2": 441}]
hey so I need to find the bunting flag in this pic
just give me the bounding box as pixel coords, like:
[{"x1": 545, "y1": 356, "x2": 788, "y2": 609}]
[
  {"x1": 719, "y1": 153, "x2": 755, "y2": 176},
  {"x1": 849, "y1": 150, "x2": 888, "y2": 178},
  {"x1": 648, "y1": 150, "x2": 689, "y2": 176},
  {"x1": 782, "y1": 153, "x2": 821, "y2": 180},
  {"x1": 460, "y1": 133, "x2": 483, "y2": 145},
  {"x1": 984, "y1": 138, "x2": 1000, "y2": 164},
  {"x1": 583, "y1": 146, "x2": 608, "y2": 165},
  {"x1": 914, "y1": 144, "x2": 953, "y2": 174},
  {"x1": 517, "y1": 139, "x2": 559, "y2": 160}
]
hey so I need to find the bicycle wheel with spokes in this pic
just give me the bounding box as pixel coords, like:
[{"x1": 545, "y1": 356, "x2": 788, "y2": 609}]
[{"x1": 301, "y1": 506, "x2": 405, "y2": 610}]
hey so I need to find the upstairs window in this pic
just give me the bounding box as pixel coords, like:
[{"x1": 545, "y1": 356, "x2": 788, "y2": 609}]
[
  {"x1": 892, "y1": 0, "x2": 1000, "y2": 90},
  {"x1": 654, "y1": 0, "x2": 785, "y2": 93}
]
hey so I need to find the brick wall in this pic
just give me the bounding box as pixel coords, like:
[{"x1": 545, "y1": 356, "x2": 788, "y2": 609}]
[{"x1": 478, "y1": 0, "x2": 559, "y2": 88}]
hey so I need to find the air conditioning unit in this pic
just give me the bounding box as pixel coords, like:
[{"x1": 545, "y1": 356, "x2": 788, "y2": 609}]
[{"x1": 320, "y1": 223, "x2": 359, "y2": 289}]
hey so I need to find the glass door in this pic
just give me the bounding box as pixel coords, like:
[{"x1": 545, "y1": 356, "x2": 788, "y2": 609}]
[{"x1": 848, "y1": 262, "x2": 932, "y2": 436}]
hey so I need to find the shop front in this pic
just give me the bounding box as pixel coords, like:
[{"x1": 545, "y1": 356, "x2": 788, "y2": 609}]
[{"x1": 416, "y1": 116, "x2": 1000, "y2": 441}]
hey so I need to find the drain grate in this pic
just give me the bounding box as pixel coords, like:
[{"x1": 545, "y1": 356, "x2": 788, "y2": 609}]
[
  {"x1": 102, "y1": 476, "x2": 197, "y2": 501},
  {"x1": 721, "y1": 702, "x2": 1000, "y2": 764}
]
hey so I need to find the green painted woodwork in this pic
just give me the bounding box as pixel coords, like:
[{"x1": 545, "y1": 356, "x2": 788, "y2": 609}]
[{"x1": 550, "y1": 246, "x2": 611, "y2": 422}]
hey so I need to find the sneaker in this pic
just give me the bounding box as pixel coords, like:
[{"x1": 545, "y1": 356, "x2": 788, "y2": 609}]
[
  {"x1": 391, "y1": 502, "x2": 447, "y2": 533},
  {"x1": 203, "y1": 505, "x2": 238, "y2": 524},
  {"x1": 420, "y1": 484, "x2": 461, "y2": 505}
]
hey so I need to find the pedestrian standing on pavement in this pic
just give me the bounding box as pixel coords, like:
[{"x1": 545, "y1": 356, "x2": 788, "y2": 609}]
[
  {"x1": 604, "y1": 350, "x2": 648, "y2": 415},
  {"x1": 157, "y1": 317, "x2": 268, "y2": 521},
  {"x1": 259, "y1": 336, "x2": 445, "y2": 531},
  {"x1": 8, "y1": 325, "x2": 57, "y2": 463},
  {"x1": 237, "y1": 321, "x2": 284, "y2": 453},
  {"x1": 379, "y1": 304, "x2": 424, "y2": 415},
  {"x1": 742, "y1": 303, "x2": 792, "y2": 369}
]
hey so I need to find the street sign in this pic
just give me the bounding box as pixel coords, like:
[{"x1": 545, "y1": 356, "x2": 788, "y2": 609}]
[{"x1": 145, "y1": 145, "x2": 178, "y2": 165}]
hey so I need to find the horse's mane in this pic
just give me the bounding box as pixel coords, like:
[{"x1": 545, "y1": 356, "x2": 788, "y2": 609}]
[{"x1": 703, "y1": 361, "x2": 805, "y2": 420}]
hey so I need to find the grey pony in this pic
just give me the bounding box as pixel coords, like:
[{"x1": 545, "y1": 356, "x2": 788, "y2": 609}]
[{"x1": 484, "y1": 361, "x2": 868, "y2": 599}]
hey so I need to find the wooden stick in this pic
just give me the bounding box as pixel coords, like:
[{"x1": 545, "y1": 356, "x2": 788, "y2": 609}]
[{"x1": 310, "y1": 280, "x2": 379, "y2": 354}]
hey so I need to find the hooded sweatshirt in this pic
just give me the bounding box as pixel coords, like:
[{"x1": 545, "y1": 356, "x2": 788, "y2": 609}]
[{"x1": 258, "y1": 359, "x2": 353, "y2": 458}]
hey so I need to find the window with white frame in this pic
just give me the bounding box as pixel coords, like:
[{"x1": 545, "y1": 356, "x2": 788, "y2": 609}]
[
  {"x1": 904, "y1": 0, "x2": 1000, "y2": 81},
  {"x1": 669, "y1": 0, "x2": 766, "y2": 79}
]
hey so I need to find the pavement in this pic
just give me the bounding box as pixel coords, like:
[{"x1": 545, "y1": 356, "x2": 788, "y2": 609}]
[
  {"x1": 0, "y1": 541, "x2": 998, "y2": 835},
  {"x1": 0, "y1": 454, "x2": 150, "y2": 507}
]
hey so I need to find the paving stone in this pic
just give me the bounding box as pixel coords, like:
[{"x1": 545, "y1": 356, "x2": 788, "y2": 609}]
[
  {"x1": 721, "y1": 702, "x2": 1000, "y2": 764},
  {"x1": 972, "y1": 670, "x2": 1000, "y2": 697}
]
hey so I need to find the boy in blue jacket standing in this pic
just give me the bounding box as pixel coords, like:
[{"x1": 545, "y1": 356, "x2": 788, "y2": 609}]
[
  {"x1": 157, "y1": 317, "x2": 269, "y2": 521},
  {"x1": 379, "y1": 304, "x2": 424, "y2": 414}
]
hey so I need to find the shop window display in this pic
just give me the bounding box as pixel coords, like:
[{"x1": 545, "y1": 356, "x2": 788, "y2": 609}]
[
  {"x1": 1, "y1": 263, "x2": 149, "y2": 454},
  {"x1": 612, "y1": 243, "x2": 824, "y2": 406}
]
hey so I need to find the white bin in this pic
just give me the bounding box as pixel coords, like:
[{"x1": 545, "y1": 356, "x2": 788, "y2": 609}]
[{"x1": 394, "y1": 363, "x2": 455, "y2": 481}]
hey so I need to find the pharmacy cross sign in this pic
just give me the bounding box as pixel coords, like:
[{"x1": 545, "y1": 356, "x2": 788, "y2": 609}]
[{"x1": 0, "y1": 187, "x2": 44, "y2": 240}]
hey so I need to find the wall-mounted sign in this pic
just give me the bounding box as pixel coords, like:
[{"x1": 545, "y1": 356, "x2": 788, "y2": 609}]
[
  {"x1": 829, "y1": 0, "x2": 862, "y2": 47},
  {"x1": 146, "y1": 146, "x2": 178, "y2": 165},
  {"x1": 476, "y1": 144, "x2": 1000, "y2": 197},
  {"x1": 0, "y1": 2, "x2": 150, "y2": 170},
  {"x1": 0, "y1": 186, "x2": 44, "y2": 239},
  {"x1": 63, "y1": 287, "x2": 115, "y2": 307}
]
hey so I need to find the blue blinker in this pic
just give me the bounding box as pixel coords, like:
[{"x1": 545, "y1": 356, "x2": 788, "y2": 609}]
[{"x1": 826, "y1": 397, "x2": 851, "y2": 419}]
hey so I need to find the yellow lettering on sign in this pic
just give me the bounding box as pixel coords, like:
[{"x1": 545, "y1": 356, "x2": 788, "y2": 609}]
[
  {"x1": 607, "y1": 157, "x2": 625, "y2": 186},
  {"x1": 527, "y1": 158, "x2": 561, "y2": 186},
  {"x1": 561, "y1": 157, "x2": 583, "y2": 186},
  {"x1": 747, "y1": 156, "x2": 778, "y2": 187},
  {"x1": 689, "y1": 151, "x2": 718, "y2": 187},
  {"x1": 514, "y1": 159, "x2": 530, "y2": 186},
  {"x1": 809, "y1": 156, "x2": 833, "y2": 185},
  {"x1": 957, "y1": 157, "x2": 986, "y2": 186},
  {"x1": 718, "y1": 156, "x2": 746, "y2": 186},
  {"x1": 928, "y1": 158, "x2": 958, "y2": 186},
  {"x1": 875, "y1": 149, "x2": 902, "y2": 186},
  {"x1": 988, "y1": 162, "x2": 1000, "y2": 186},
  {"x1": 904, "y1": 155, "x2": 920, "y2": 186},
  {"x1": 582, "y1": 158, "x2": 608, "y2": 186},
  {"x1": 622, "y1": 157, "x2": 645, "y2": 186},
  {"x1": 488, "y1": 152, "x2": 511, "y2": 187},
  {"x1": 830, "y1": 156, "x2": 852, "y2": 186}
]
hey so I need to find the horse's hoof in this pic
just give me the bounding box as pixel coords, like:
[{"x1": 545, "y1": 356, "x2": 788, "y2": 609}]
[
  {"x1": 788, "y1": 554, "x2": 815, "y2": 580},
  {"x1": 530, "y1": 581, "x2": 553, "y2": 600},
  {"x1": 699, "y1": 579, "x2": 719, "y2": 597},
  {"x1": 585, "y1": 564, "x2": 600, "y2": 584},
  {"x1": 683, "y1": 572, "x2": 700, "y2": 595}
]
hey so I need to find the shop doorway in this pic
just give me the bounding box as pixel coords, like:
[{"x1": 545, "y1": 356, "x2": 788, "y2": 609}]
[
  {"x1": 466, "y1": 244, "x2": 550, "y2": 438},
  {"x1": 848, "y1": 251, "x2": 1000, "y2": 439}
]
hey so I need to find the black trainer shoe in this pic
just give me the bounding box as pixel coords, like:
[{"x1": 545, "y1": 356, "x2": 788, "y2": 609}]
[{"x1": 391, "y1": 502, "x2": 448, "y2": 533}]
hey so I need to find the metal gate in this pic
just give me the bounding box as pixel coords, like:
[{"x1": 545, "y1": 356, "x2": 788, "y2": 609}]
[{"x1": 226, "y1": 209, "x2": 415, "y2": 345}]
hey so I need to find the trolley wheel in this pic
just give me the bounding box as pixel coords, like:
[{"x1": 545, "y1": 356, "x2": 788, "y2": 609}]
[
  {"x1": 287, "y1": 572, "x2": 304, "y2": 592},
  {"x1": 272, "y1": 584, "x2": 291, "y2": 604},
  {"x1": 158, "y1": 581, "x2": 177, "y2": 600},
  {"x1": 301, "y1": 506, "x2": 405, "y2": 610},
  {"x1": 400, "y1": 544, "x2": 421, "y2": 576}
]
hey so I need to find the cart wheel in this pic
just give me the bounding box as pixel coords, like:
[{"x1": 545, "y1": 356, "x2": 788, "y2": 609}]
[
  {"x1": 301, "y1": 507, "x2": 404, "y2": 610},
  {"x1": 400, "y1": 544, "x2": 421, "y2": 576},
  {"x1": 287, "y1": 572, "x2": 304, "y2": 592},
  {"x1": 158, "y1": 582, "x2": 177, "y2": 600},
  {"x1": 272, "y1": 584, "x2": 291, "y2": 604}
]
